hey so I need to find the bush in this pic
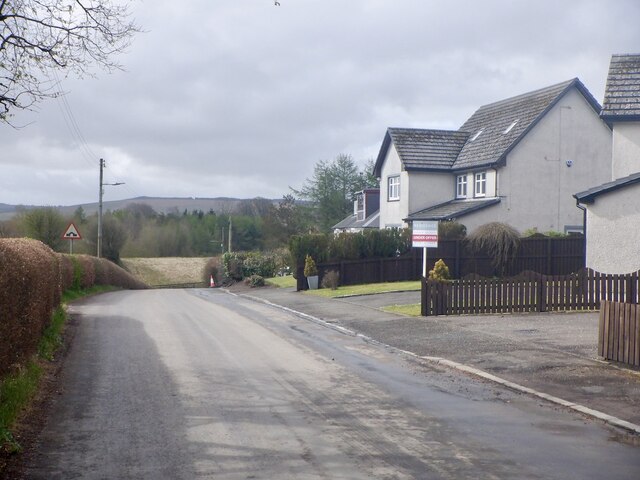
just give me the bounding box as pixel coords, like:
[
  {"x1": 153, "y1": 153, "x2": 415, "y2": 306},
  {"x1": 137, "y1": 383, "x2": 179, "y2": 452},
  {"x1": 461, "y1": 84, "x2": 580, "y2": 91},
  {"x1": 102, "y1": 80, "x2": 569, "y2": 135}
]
[
  {"x1": 321, "y1": 270, "x2": 340, "y2": 290},
  {"x1": 222, "y1": 251, "x2": 280, "y2": 281},
  {"x1": 203, "y1": 256, "x2": 223, "y2": 285},
  {"x1": 289, "y1": 234, "x2": 329, "y2": 275},
  {"x1": 438, "y1": 221, "x2": 467, "y2": 240},
  {"x1": 289, "y1": 229, "x2": 411, "y2": 275},
  {"x1": 466, "y1": 222, "x2": 520, "y2": 276},
  {"x1": 244, "y1": 274, "x2": 265, "y2": 287},
  {"x1": 303, "y1": 255, "x2": 318, "y2": 277},
  {"x1": 428, "y1": 259, "x2": 451, "y2": 282}
]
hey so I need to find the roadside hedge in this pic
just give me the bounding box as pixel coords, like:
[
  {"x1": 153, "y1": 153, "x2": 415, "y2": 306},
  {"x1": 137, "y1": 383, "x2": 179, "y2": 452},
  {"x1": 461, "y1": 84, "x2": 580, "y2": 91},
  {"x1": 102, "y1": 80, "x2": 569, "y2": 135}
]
[
  {"x1": 289, "y1": 229, "x2": 412, "y2": 274},
  {"x1": 0, "y1": 238, "x2": 146, "y2": 379}
]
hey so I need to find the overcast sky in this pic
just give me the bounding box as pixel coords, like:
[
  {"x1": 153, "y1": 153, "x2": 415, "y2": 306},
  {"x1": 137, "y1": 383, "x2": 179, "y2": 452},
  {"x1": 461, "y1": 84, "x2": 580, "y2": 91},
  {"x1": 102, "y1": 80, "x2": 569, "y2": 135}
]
[{"x1": 1, "y1": 0, "x2": 639, "y2": 207}]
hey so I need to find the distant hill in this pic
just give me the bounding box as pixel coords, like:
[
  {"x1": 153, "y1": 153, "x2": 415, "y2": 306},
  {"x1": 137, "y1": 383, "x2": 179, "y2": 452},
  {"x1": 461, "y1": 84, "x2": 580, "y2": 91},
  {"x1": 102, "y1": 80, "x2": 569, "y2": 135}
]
[{"x1": 0, "y1": 196, "x2": 281, "y2": 221}]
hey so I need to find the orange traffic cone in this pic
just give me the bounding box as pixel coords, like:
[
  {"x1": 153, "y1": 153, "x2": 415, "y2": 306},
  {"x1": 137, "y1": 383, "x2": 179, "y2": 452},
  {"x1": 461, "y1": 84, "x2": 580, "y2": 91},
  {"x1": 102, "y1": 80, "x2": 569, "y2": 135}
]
[{"x1": 210, "y1": 275, "x2": 216, "y2": 288}]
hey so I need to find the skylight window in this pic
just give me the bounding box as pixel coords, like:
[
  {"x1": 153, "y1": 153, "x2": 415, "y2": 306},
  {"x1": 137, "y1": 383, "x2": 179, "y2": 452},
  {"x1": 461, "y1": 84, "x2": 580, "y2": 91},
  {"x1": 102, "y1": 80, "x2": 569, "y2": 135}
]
[
  {"x1": 503, "y1": 120, "x2": 518, "y2": 134},
  {"x1": 470, "y1": 129, "x2": 483, "y2": 141}
]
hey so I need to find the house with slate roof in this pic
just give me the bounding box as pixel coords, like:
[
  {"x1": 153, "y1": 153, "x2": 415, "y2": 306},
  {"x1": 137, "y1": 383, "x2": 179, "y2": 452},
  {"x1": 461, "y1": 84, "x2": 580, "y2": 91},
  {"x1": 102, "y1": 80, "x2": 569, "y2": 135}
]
[
  {"x1": 574, "y1": 54, "x2": 640, "y2": 274},
  {"x1": 372, "y1": 78, "x2": 612, "y2": 233},
  {"x1": 333, "y1": 188, "x2": 380, "y2": 233}
]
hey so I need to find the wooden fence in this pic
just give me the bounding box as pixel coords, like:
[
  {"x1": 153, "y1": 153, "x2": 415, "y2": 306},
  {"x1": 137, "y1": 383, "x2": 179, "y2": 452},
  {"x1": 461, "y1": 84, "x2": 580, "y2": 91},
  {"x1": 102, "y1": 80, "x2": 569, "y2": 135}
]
[
  {"x1": 599, "y1": 301, "x2": 640, "y2": 367},
  {"x1": 297, "y1": 237, "x2": 585, "y2": 290},
  {"x1": 421, "y1": 269, "x2": 640, "y2": 316}
]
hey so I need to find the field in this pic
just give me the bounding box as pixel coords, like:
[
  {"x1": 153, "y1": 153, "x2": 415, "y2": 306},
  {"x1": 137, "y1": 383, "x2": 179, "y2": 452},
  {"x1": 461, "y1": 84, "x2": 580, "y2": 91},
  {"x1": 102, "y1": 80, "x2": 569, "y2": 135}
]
[{"x1": 121, "y1": 257, "x2": 210, "y2": 286}]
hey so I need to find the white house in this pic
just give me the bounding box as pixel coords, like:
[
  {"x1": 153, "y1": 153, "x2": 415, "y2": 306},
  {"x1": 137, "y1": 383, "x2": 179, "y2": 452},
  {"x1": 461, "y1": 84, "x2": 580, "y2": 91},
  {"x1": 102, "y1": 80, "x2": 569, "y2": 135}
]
[
  {"x1": 373, "y1": 79, "x2": 612, "y2": 233},
  {"x1": 574, "y1": 54, "x2": 640, "y2": 274},
  {"x1": 333, "y1": 189, "x2": 380, "y2": 233}
]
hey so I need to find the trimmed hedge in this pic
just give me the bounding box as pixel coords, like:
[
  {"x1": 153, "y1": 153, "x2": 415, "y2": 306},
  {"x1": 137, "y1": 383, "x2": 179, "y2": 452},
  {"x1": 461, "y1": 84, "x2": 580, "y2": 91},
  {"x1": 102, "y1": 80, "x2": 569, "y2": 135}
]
[
  {"x1": 0, "y1": 238, "x2": 146, "y2": 379},
  {"x1": 289, "y1": 229, "x2": 412, "y2": 274}
]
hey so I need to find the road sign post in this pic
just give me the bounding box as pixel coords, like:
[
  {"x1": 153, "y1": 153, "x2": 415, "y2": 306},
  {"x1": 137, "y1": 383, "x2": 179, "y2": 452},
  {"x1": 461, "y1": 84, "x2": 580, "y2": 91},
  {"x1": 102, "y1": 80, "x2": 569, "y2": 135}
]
[
  {"x1": 412, "y1": 221, "x2": 438, "y2": 278},
  {"x1": 62, "y1": 222, "x2": 82, "y2": 254}
]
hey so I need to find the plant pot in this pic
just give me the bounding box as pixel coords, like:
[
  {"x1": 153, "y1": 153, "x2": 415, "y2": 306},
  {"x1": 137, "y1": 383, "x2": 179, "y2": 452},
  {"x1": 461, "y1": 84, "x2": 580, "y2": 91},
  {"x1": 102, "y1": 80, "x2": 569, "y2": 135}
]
[{"x1": 307, "y1": 275, "x2": 319, "y2": 290}]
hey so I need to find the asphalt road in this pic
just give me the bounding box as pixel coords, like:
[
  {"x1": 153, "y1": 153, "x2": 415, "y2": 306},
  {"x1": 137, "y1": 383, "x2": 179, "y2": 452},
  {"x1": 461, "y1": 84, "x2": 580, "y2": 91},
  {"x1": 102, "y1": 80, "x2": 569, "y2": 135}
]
[{"x1": 24, "y1": 289, "x2": 640, "y2": 479}]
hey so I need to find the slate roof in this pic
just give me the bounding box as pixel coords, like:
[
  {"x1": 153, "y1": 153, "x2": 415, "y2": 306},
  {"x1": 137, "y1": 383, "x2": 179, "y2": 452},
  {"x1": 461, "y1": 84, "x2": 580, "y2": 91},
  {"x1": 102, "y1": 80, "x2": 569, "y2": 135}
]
[
  {"x1": 374, "y1": 79, "x2": 602, "y2": 175},
  {"x1": 333, "y1": 211, "x2": 380, "y2": 230},
  {"x1": 373, "y1": 128, "x2": 469, "y2": 177},
  {"x1": 601, "y1": 54, "x2": 640, "y2": 121},
  {"x1": 574, "y1": 171, "x2": 640, "y2": 204},
  {"x1": 454, "y1": 78, "x2": 601, "y2": 171},
  {"x1": 404, "y1": 198, "x2": 501, "y2": 222}
]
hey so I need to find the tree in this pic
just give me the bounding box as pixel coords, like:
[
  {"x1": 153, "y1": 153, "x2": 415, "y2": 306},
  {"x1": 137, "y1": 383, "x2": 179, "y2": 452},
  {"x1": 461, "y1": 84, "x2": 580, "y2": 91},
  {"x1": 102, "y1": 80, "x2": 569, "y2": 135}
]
[
  {"x1": 262, "y1": 194, "x2": 310, "y2": 249},
  {"x1": 293, "y1": 154, "x2": 378, "y2": 232},
  {"x1": 85, "y1": 212, "x2": 127, "y2": 262},
  {"x1": 19, "y1": 206, "x2": 66, "y2": 250},
  {"x1": 1, "y1": 0, "x2": 139, "y2": 122}
]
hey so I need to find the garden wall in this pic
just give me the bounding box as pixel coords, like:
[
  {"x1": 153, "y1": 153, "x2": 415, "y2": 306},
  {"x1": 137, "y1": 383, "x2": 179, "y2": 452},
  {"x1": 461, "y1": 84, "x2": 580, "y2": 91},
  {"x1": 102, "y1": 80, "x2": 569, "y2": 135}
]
[{"x1": 0, "y1": 238, "x2": 146, "y2": 378}]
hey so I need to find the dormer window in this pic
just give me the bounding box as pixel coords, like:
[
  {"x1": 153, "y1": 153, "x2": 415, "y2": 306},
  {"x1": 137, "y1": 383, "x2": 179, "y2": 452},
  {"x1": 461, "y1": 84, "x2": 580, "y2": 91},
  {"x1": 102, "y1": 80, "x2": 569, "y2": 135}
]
[
  {"x1": 474, "y1": 172, "x2": 487, "y2": 197},
  {"x1": 356, "y1": 194, "x2": 365, "y2": 221},
  {"x1": 470, "y1": 129, "x2": 483, "y2": 141},
  {"x1": 503, "y1": 120, "x2": 518, "y2": 134}
]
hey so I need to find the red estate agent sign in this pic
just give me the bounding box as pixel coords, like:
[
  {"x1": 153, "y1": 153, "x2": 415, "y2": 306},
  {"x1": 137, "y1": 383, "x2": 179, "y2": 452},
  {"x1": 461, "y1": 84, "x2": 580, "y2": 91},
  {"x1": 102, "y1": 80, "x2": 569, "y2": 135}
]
[
  {"x1": 412, "y1": 221, "x2": 438, "y2": 248},
  {"x1": 62, "y1": 222, "x2": 82, "y2": 253},
  {"x1": 412, "y1": 220, "x2": 438, "y2": 277}
]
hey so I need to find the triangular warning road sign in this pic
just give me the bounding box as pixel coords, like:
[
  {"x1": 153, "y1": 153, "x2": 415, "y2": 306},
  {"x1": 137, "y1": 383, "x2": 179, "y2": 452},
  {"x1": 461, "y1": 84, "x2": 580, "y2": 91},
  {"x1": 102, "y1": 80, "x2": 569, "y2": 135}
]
[{"x1": 62, "y1": 222, "x2": 82, "y2": 240}]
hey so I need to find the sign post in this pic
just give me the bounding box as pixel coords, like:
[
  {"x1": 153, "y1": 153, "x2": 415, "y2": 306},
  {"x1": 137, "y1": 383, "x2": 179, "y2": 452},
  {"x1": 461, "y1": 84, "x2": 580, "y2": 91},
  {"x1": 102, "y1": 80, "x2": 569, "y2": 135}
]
[
  {"x1": 62, "y1": 223, "x2": 82, "y2": 254},
  {"x1": 412, "y1": 221, "x2": 438, "y2": 277}
]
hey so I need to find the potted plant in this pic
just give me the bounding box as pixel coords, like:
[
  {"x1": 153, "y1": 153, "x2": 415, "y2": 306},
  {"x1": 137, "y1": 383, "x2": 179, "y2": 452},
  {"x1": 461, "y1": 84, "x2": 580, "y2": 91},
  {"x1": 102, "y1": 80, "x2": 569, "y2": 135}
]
[{"x1": 304, "y1": 254, "x2": 319, "y2": 290}]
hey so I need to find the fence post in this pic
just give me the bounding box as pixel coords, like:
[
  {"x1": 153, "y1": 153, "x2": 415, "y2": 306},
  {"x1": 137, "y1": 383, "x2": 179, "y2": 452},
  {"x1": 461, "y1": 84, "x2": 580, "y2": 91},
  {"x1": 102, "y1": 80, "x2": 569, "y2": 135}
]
[
  {"x1": 296, "y1": 265, "x2": 305, "y2": 291},
  {"x1": 455, "y1": 239, "x2": 461, "y2": 278},
  {"x1": 538, "y1": 274, "x2": 547, "y2": 312}
]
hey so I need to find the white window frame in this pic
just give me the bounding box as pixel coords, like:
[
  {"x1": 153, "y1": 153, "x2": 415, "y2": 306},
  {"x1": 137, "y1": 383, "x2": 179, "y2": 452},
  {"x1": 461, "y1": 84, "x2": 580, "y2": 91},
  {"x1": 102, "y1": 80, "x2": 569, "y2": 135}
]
[
  {"x1": 456, "y1": 175, "x2": 467, "y2": 198},
  {"x1": 474, "y1": 172, "x2": 487, "y2": 197},
  {"x1": 387, "y1": 175, "x2": 400, "y2": 201},
  {"x1": 356, "y1": 194, "x2": 365, "y2": 221}
]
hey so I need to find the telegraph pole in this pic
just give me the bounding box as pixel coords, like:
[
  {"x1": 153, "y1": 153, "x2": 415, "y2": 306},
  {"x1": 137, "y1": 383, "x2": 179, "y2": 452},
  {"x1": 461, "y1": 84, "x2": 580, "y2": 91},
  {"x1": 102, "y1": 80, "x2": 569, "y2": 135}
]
[{"x1": 97, "y1": 158, "x2": 124, "y2": 258}]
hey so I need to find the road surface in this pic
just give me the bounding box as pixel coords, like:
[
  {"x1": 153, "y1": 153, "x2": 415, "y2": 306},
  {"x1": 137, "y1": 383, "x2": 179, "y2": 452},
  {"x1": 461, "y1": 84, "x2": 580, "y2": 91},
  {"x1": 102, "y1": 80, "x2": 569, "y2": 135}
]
[{"x1": 24, "y1": 289, "x2": 640, "y2": 479}]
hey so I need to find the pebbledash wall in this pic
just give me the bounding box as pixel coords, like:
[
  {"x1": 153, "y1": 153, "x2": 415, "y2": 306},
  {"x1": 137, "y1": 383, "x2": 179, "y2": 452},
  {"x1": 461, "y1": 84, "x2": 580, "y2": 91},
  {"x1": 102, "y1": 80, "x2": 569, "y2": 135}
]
[
  {"x1": 469, "y1": 87, "x2": 612, "y2": 234},
  {"x1": 584, "y1": 182, "x2": 640, "y2": 274},
  {"x1": 612, "y1": 121, "x2": 640, "y2": 179}
]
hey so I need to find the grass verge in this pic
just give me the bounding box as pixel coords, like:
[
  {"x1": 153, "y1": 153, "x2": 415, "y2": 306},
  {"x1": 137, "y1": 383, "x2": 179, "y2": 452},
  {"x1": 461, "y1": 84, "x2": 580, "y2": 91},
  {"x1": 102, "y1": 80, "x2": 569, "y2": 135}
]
[
  {"x1": 265, "y1": 275, "x2": 296, "y2": 289},
  {"x1": 0, "y1": 285, "x2": 113, "y2": 456},
  {"x1": 305, "y1": 280, "x2": 421, "y2": 298},
  {"x1": 381, "y1": 303, "x2": 422, "y2": 317}
]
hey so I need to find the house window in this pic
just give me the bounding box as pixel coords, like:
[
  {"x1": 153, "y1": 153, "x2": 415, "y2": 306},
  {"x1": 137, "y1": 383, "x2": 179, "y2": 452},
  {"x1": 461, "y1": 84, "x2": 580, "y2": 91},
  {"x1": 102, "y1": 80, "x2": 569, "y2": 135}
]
[
  {"x1": 388, "y1": 176, "x2": 400, "y2": 201},
  {"x1": 456, "y1": 175, "x2": 467, "y2": 198},
  {"x1": 356, "y1": 194, "x2": 364, "y2": 221},
  {"x1": 474, "y1": 172, "x2": 486, "y2": 197}
]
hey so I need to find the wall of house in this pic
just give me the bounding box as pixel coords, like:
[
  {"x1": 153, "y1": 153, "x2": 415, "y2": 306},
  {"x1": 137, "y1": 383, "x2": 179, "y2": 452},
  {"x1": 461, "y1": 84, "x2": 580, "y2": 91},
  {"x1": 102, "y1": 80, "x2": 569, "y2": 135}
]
[
  {"x1": 612, "y1": 122, "x2": 640, "y2": 179},
  {"x1": 585, "y1": 183, "x2": 640, "y2": 274},
  {"x1": 378, "y1": 145, "x2": 407, "y2": 228},
  {"x1": 407, "y1": 170, "x2": 452, "y2": 219},
  {"x1": 495, "y1": 87, "x2": 612, "y2": 233}
]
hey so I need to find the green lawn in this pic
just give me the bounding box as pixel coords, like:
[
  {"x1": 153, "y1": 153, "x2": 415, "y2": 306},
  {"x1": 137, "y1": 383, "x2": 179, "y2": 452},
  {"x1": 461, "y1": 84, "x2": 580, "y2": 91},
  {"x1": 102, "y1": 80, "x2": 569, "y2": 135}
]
[
  {"x1": 265, "y1": 275, "x2": 296, "y2": 289},
  {"x1": 304, "y1": 280, "x2": 421, "y2": 298},
  {"x1": 264, "y1": 277, "x2": 421, "y2": 298},
  {"x1": 381, "y1": 303, "x2": 422, "y2": 316}
]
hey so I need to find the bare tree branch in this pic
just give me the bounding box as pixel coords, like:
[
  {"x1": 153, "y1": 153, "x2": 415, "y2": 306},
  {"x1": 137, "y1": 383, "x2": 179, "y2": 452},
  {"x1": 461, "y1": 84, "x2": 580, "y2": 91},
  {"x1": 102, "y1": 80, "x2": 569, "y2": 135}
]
[{"x1": 0, "y1": 0, "x2": 139, "y2": 123}]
